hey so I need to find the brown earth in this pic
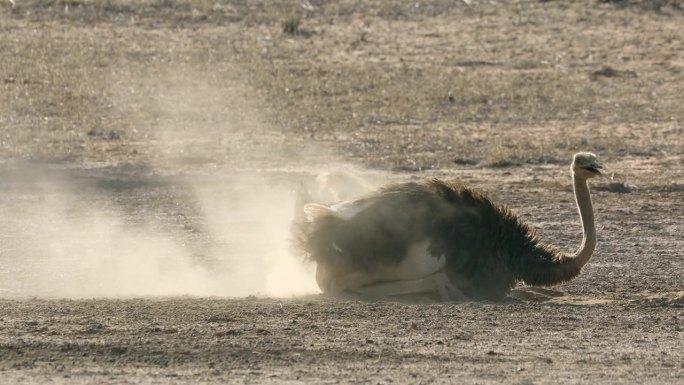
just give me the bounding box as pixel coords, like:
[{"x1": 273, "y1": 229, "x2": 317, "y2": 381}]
[{"x1": 0, "y1": 1, "x2": 683, "y2": 384}]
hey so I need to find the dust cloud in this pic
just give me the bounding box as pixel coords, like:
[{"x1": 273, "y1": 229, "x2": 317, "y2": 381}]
[
  {"x1": 0, "y1": 161, "x2": 337, "y2": 298},
  {"x1": 0, "y1": 64, "x2": 380, "y2": 299}
]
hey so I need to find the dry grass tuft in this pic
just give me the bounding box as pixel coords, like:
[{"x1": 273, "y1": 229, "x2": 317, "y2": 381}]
[{"x1": 282, "y1": 15, "x2": 301, "y2": 35}]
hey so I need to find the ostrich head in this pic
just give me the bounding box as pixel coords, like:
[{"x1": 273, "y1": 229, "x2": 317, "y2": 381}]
[{"x1": 572, "y1": 152, "x2": 602, "y2": 179}]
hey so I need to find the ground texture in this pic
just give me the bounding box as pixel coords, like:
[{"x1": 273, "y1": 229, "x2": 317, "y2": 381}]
[{"x1": 0, "y1": 0, "x2": 682, "y2": 384}]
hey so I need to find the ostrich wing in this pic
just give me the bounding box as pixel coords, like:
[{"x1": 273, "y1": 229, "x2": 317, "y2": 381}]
[{"x1": 303, "y1": 199, "x2": 374, "y2": 222}]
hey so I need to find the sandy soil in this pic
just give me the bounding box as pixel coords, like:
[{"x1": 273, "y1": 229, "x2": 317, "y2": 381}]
[
  {"x1": 1, "y1": 1, "x2": 683, "y2": 384},
  {"x1": 1, "y1": 295, "x2": 682, "y2": 385}
]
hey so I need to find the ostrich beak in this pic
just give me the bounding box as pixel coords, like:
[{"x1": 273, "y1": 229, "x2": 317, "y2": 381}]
[
  {"x1": 595, "y1": 165, "x2": 619, "y2": 180},
  {"x1": 583, "y1": 164, "x2": 603, "y2": 176}
]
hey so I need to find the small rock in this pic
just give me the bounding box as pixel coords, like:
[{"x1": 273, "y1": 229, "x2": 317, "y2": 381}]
[
  {"x1": 606, "y1": 182, "x2": 633, "y2": 193},
  {"x1": 110, "y1": 346, "x2": 128, "y2": 355}
]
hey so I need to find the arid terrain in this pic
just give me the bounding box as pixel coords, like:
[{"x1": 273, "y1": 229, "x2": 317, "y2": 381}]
[{"x1": 0, "y1": 0, "x2": 682, "y2": 384}]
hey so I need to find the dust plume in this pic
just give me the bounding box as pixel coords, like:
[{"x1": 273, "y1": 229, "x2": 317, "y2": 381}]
[
  {"x1": 0, "y1": 166, "x2": 217, "y2": 297},
  {"x1": 0, "y1": 162, "x2": 336, "y2": 299},
  {"x1": 0, "y1": 63, "x2": 381, "y2": 299}
]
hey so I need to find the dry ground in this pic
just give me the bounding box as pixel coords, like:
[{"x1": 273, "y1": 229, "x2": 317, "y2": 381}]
[{"x1": 0, "y1": 0, "x2": 683, "y2": 384}]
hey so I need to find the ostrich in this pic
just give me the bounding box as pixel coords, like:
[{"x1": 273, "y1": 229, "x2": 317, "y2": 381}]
[{"x1": 295, "y1": 152, "x2": 603, "y2": 302}]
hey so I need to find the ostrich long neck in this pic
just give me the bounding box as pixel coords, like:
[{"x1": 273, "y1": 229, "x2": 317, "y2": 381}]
[
  {"x1": 517, "y1": 171, "x2": 597, "y2": 286},
  {"x1": 571, "y1": 173, "x2": 596, "y2": 268}
]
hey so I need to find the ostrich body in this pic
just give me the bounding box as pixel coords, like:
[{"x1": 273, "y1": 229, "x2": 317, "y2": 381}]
[{"x1": 296, "y1": 153, "x2": 602, "y2": 301}]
